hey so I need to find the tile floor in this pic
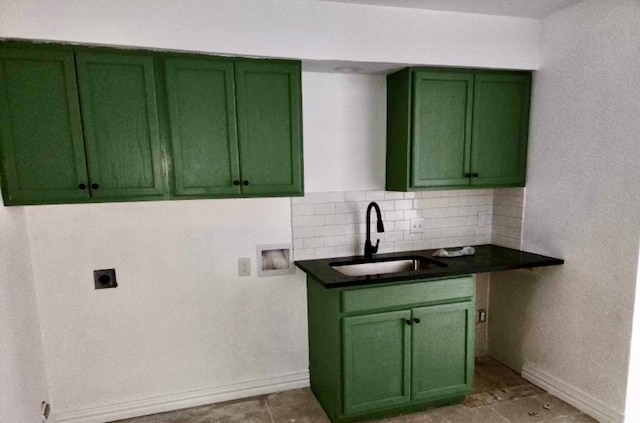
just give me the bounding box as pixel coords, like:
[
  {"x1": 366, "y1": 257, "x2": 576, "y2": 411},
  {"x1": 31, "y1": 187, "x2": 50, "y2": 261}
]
[{"x1": 114, "y1": 357, "x2": 598, "y2": 423}]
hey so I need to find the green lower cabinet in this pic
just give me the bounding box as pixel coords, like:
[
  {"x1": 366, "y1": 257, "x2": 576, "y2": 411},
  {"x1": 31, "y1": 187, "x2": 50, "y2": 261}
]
[
  {"x1": 343, "y1": 310, "x2": 412, "y2": 415},
  {"x1": 411, "y1": 302, "x2": 474, "y2": 401},
  {"x1": 307, "y1": 275, "x2": 475, "y2": 423}
]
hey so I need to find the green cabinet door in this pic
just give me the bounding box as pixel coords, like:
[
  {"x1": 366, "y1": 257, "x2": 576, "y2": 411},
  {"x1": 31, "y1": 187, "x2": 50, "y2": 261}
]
[
  {"x1": 343, "y1": 310, "x2": 412, "y2": 415},
  {"x1": 234, "y1": 60, "x2": 303, "y2": 196},
  {"x1": 76, "y1": 52, "x2": 166, "y2": 200},
  {"x1": 164, "y1": 57, "x2": 241, "y2": 197},
  {"x1": 470, "y1": 73, "x2": 530, "y2": 187},
  {"x1": 0, "y1": 47, "x2": 89, "y2": 205},
  {"x1": 411, "y1": 70, "x2": 473, "y2": 188},
  {"x1": 411, "y1": 302, "x2": 474, "y2": 401}
]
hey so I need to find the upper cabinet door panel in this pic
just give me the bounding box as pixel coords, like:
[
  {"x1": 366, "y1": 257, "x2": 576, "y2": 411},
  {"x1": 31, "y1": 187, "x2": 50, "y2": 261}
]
[
  {"x1": 470, "y1": 73, "x2": 530, "y2": 187},
  {"x1": 165, "y1": 58, "x2": 240, "y2": 197},
  {"x1": 0, "y1": 48, "x2": 89, "y2": 205},
  {"x1": 234, "y1": 61, "x2": 303, "y2": 196},
  {"x1": 412, "y1": 71, "x2": 473, "y2": 188},
  {"x1": 76, "y1": 52, "x2": 166, "y2": 199}
]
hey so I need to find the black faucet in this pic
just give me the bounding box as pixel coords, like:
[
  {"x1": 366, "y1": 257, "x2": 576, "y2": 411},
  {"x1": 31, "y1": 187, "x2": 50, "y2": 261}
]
[{"x1": 364, "y1": 202, "x2": 385, "y2": 260}]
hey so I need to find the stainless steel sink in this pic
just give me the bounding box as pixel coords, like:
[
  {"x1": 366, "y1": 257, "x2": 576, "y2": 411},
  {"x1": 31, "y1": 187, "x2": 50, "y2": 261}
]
[{"x1": 330, "y1": 256, "x2": 447, "y2": 277}]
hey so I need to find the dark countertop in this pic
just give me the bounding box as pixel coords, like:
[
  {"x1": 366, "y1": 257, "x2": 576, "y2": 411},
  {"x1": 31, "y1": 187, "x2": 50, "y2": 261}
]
[{"x1": 295, "y1": 244, "x2": 564, "y2": 288}]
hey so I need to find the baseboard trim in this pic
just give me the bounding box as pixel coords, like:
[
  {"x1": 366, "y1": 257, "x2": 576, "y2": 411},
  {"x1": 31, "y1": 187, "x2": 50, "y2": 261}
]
[
  {"x1": 54, "y1": 370, "x2": 310, "y2": 423},
  {"x1": 521, "y1": 362, "x2": 624, "y2": 423}
]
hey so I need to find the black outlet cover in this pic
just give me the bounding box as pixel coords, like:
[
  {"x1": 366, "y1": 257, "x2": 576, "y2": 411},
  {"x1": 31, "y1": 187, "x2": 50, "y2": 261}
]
[{"x1": 94, "y1": 268, "x2": 117, "y2": 289}]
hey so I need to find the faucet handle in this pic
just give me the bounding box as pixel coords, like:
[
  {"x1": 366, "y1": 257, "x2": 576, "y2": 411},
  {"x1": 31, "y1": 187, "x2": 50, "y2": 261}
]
[{"x1": 373, "y1": 239, "x2": 380, "y2": 254}]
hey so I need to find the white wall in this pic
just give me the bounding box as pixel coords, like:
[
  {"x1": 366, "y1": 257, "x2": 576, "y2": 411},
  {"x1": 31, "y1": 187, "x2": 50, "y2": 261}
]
[
  {"x1": 626, "y1": 244, "x2": 640, "y2": 422},
  {"x1": 0, "y1": 0, "x2": 540, "y2": 69},
  {"x1": 0, "y1": 192, "x2": 50, "y2": 423},
  {"x1": 488, "y1": 0, "x2": 640, "y2": 421},
  {"x1": 26, "y1": 199, "x2": 309, "y2": 422},
  {"x1": 302, "y1": 73, "x2": 387, "y2": 193},
  {"x1": 0, "y1": 1, "x2": 544, "y2": 420}
]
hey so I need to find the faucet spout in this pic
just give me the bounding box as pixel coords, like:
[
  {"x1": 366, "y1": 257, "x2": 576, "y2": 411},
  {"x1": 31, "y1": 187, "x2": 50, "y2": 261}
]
[{"x1": 364, "y1": 202, "x2": 385, "y2": 261}]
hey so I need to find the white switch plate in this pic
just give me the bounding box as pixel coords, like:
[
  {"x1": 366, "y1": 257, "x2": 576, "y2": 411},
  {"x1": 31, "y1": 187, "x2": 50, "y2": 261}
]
[
  {"x1": 410, "y1": 218, "x2": 424, "y2": 234},
  {"x1": 238, "y1": 257, "x2": 251, "y2": 277}
]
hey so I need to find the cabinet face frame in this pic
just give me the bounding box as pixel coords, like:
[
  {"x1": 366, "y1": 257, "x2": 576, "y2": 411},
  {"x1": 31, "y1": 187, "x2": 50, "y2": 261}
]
[{"x1": 0, "y1": 47, "x2": 90, "y2": 205}]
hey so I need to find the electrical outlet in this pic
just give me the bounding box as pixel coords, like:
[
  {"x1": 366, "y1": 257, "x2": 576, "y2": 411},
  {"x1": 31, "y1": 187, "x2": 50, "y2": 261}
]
[
  {"x1": 94, "y1": 269, "x2": 117, "y2": 289},
  {"x1": 410, "y1": 218, "x2": 424, "y2": 234},
  {"x1": 478, "y1": 309, "x2": 487, "y2": 323},
  {"x1": 238, "y1": 257, "x2": 251, "y2": 277}
]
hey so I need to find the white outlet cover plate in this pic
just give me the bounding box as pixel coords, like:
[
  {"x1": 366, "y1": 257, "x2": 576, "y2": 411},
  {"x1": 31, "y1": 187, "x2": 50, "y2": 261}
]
[
  {"x1": 238, "y1": 257, "x2": 251, "y2": 277},
  {"x1": 410, "y1": 218, "x2": 424, "y2": 234}
]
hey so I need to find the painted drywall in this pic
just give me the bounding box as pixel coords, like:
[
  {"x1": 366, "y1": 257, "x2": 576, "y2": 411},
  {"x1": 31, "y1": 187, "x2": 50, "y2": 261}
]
[
  {"x1": 26, "y1": 199, "x2": 309, "y2": 421},
  {"x1": 626, "y1": 245, "x2": 640, "y2": 422},
  {"x1": 302, "y1": 73, "x2": 386, "y2": 192},
  {"x1": 0, "y1": 0, "x2": 541, "y2": 69},
  {"x1": 0, "y1": 192, "x2": 50, "y2": 423},
  {"x1": 488, "y1": 0, "x2": 640, "y2": 420}
]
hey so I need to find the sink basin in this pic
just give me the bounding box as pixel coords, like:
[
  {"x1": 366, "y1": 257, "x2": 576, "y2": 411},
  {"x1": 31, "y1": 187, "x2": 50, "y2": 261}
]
[{"x1": 330, "y1": 256, "x2": 447, "y2": 277}]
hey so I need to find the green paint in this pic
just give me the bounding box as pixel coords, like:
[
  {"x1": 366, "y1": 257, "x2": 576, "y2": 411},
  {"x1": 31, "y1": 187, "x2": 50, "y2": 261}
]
[
  {"x1": 0, "y1": 47, "x2": 89, "y2": 205},
  {"x1": 307, "y1": 276, "x2": 476, "y2": 422},
  {"x1": 0, "y1": 41, "x2": 303, "y2": 205},
  {"x1": 386, "y1": 67, "x2": 531, "y2": 191}
]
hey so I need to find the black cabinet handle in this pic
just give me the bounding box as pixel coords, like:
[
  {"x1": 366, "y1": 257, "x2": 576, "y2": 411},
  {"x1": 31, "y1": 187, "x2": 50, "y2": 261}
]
[
  {"x1": 465, "y1": 172, "x2": 479, "y2": 178},
  {"x1": 405, "y1": 319, "x2": 412, "y2": 326},
  {"x1": 413, "y1": 318, "x2": 421, "y2": 324},
  {"x1": 91, "y1": 183, "x2": 99, "y2": 190},
  {"x1": 243, "y1": 180, "x2": 249, "y2": 186},
  {"x1": 233, "y1": 180, "x2": 240, "y2": 186},
  {"x1": 79, "y1": 183, "x2": 87, "y2": 190}
]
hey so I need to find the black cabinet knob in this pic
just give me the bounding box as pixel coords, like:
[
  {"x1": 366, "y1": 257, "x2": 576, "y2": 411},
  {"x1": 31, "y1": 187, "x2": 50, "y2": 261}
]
[
  {"x1": 243, "y1": 180, "x2": 249, "y2": 186},
  {"x1": 78, "y1": 183, "x2": 87, "y2": 190},
  {"x1": 405, "y1": 319, "x2": 412, "y2": 326},
  {"x1": 91, "y1": 183, "x2": 99, "y2": 190},
  {"x1": 465, "y1": 172, "x2": 479, "y2": 178},
  {"x1": 233, "y1": 180, "x2": 240, "y2": 186},
  {"x1": 413, "y1": 318, "x2": 421, "y2": 324}
]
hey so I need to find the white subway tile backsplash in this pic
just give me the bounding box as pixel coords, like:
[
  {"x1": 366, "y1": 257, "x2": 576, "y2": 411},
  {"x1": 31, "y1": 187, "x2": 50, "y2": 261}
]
[
  {"x1": 291, "y1": 188, "x2": 524, "y2": 260},
  {"x1": 345, "y1": 191, "x2": 365, "y2": 202},
  {"x1": 323, "y1": 192, "x2": 345, "y2": 203},
  {"x1": 365, "y1": 190, "x2": 386, "y2": 201},
  {"x1": 385, "y1": 191, "x2": 405, "y2": 200},
  {"x1": 313, "y1": 203, "x2": 335, "y2": 215}
]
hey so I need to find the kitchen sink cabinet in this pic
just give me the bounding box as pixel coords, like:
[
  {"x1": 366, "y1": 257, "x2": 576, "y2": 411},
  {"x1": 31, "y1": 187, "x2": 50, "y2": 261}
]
[
  {"x1": 0, "y1": 41, "x2": 303, "y2": 205},
  {"x1": 386, "y1": 67, "x2": 531, "y2": 191},
  {"x1": 307, "y1": 275, "x2": 475, "y2": 423}
]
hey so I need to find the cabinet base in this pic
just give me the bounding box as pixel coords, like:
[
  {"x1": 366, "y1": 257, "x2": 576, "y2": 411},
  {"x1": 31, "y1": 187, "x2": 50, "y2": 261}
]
[{"x1": 320, "y1": 393, "x2": 466, "y2": 423}]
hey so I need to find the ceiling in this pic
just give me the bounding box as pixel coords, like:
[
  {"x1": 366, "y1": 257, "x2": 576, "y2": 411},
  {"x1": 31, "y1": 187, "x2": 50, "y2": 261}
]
[{"x1": 318, "y1": 0, "x2": 584, "y2": 19}]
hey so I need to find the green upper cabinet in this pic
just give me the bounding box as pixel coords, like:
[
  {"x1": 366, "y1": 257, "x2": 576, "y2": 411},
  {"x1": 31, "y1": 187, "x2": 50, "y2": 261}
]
[
  {"x1": 0, "y1": 47, "x2": 89, "y2": 205},
  {"x1": 76, "y1": 52, "x2": 167, "y2": 200},
  {"x1": 164, "y1": 57, "x2": 240, "y2": 197},
  {"x1": 470, "y1": 73, "x2": 530, "y2": 187},
  {"x1": 0, "y1": 42, "x2": 303, "y2": 205},
  {"x1": 386, "y1": 67, "x2": 531, "y2": 191},
  {"x1": 234, "y1": 60, "x2": 303, "y2": 196}
]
